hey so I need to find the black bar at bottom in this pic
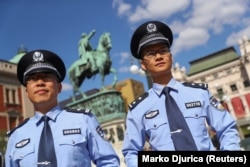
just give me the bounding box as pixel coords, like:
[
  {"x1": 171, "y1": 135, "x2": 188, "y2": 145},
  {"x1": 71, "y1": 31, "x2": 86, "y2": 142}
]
[{"x1": 138, "y1": 151, "x2": 250, "y2": 167}]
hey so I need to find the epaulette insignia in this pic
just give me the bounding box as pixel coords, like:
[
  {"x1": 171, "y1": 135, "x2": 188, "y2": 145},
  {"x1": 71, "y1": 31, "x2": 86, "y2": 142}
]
[
  {"x1": 7, "y1": 118, "x2": 30, "y2": 137},
  {"x1": 128, "y1": 92, "x2": 149, "y2": 111},
  {"x1": 182, "y1": 82, "x2": 208, "y2": 90},
  {"x1": 64, "y1": 107, "x2": 91, "y2": 114}
]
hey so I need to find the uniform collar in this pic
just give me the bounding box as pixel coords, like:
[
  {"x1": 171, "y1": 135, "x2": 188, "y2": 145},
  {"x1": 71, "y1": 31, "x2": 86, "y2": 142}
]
[
  {"x1": 152, "y1": 78, "x2": 179, "y2": 96},
  {"x1": 35, "y1": 105, "x2": 62, "y2": 125}
]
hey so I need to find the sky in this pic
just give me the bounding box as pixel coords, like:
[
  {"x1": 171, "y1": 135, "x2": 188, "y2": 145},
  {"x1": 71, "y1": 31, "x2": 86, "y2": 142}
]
[{"x1": 1, "y1": 0, "x2": 250, "y2": 101}]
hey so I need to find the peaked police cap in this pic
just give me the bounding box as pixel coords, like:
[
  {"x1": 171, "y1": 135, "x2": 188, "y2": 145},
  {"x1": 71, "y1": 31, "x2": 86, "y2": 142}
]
[
  {"x1": 130, "y1": 20, "x2": 173, "y2": 59},
  {"x1": 17, "y1": 49, "x2": 66, "y2": 86}
]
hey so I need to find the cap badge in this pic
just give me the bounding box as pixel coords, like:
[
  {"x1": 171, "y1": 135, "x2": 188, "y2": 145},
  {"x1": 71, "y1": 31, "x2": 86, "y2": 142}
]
[
  {"x1": 33, "y1": 51, "x2": 44, "y2": 62},
  {"x1": 146, "y1": 23, "x2": 157, "y2": 33}
]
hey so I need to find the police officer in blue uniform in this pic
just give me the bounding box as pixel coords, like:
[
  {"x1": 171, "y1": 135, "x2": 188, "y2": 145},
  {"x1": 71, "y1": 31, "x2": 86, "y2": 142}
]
[
  {"x1": 122, "y1": 21, "x2": 241, "y2": 166},
  {"x1": 5, "y1": 49, "x2": 120, "y2": 167}
]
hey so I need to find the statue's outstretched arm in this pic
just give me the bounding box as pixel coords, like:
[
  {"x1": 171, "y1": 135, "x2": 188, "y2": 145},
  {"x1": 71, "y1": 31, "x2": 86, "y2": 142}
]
[{"x1": 88, "y1": 29, "x2": 96, "y2": 39}]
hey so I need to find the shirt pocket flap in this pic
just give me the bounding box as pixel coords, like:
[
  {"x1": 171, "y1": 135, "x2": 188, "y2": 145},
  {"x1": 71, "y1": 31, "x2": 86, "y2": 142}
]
[
  {"x1": 13, "y1": 144, "x2": 34, "y2": 160},
  {"x1": 59, "y1": 135, "x2": 86, "y2": 146},
  {"x1": 144, "y1": 117, "x2": 168, "y2": 131},
  {"x1": 182, "y1": 109, "x2": 206, "y2": 119}
]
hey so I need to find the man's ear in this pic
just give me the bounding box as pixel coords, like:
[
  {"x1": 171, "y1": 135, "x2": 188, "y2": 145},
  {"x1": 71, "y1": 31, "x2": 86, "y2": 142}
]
[
  {"x1": 140, "y1": 60, "x2": 147, "y2": 71},
  {"x1": 58, "y1": 83, "x2": 62, "y2": 93}
]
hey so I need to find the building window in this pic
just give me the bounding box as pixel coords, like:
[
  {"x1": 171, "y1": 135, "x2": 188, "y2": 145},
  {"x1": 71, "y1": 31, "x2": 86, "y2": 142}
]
[
  {"x1": 231, "y1": 97, "x2": 246, "y2": 118},
  {"x1": 243, "y1": 80, "x2": 250, "y2": 88},
  {"x1": 116, "y1": 125, "x2": 124, "y2": 141},
  {"x1": 217, "y1": 88, "x2": 224, "y2": 95},
  {"x1": 6, "y1": 88, "x2": 10, "y2": 103},
  {"x1": 4, "y1": 86, "x2": 19, "y2": 105},
  {"x1": 226, "y1": 69, "x2": 231, "y2": 74},
  {"x1": 12, "y1": 89, "x2": 16, "y2": 104},
  {"x1": 216, "y1": 88, "x2": 224, "y2": 100},
  {"x1": 213, "y1": 73, "x2": 218, "y2": 79},
  {"x1": 109, "y1": 128, "x2": 115, "y2": 144},
  {"x1": 230, "y1": 84, "x2": 238, "y2": 92}
]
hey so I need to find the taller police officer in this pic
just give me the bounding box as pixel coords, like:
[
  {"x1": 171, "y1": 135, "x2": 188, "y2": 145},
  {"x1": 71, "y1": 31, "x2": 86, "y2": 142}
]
[
  {"x1": 122, "y1": 20, "x2": 241, "y2": 167},
  {"x1": 5, "y1": 49, "x2": 120, "y2": 167}
]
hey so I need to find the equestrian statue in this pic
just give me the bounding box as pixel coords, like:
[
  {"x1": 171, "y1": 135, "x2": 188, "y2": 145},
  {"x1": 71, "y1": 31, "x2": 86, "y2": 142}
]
[{"x1": 68, "y1": 30, "x2": 117, "y2": 101}]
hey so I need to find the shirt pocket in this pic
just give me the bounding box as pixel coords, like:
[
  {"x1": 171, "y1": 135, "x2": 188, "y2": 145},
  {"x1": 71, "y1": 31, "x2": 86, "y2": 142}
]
[
  {"x1": 182, "y1": 109, "x2": 208, "y2": 137},
  {"x1": 144, "y1": 117, "x2": 174, "y2": 149},
  {"x1": 144, "y1": 117, "x2": 170, "y2": 136},
  {"x1": 13, "y1": 144, "x2": 36, "y2": 166},
  {"x1": 59, "y1": 135, "x2": 87, "y2": 156}
]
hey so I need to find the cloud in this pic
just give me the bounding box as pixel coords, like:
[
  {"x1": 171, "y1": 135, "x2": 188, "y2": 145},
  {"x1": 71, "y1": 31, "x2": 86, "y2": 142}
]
[
  {"x1": 187, "y1": 0, "x2": 248, "y2": 34},
  {"x1": 115, "y1": 52, "x2": 132, "y2": 73},
  {"x1": 119, "y1": 66, "x2": 130, "y2": 73},
  {"x1": 226, "y1": 26, "x2": 250, "y2": 46},
  {"x1": 118, "y1": 52, "x2": 130, "y2": 64},
  {"x1": 61, "y1": 82, "x2": 73, "y2": 91},
  {"x1": 113, "y1": 0, "x2": 250, "y2": 56},
  {"x1": 172, "y1": 27, "x2": 209, "y2": 55},
  {"x1": 127, "y1": 0, "x2": 190, "y2": 23},
  {"x1": 112, "y1": 0, "x2": 131, "y2": 16}
]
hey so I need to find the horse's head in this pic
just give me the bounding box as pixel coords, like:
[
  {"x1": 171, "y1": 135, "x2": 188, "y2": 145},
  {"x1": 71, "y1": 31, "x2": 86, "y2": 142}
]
[{"x1": 97, "y1": 32, "x2": 112, "y2": 52}]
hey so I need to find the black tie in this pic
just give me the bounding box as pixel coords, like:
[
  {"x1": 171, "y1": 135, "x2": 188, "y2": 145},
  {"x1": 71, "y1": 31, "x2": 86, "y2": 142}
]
[
  {"x1": 163, "y1": 87, "x2": 198, "y2": 150},
  {"x1": 38, "y1": 116, "x2": 57, "y2": 166}
]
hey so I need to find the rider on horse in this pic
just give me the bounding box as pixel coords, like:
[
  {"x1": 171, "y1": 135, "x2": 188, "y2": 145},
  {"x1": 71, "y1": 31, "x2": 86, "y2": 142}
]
[{"x1": 77, "y1": 29, "x2": 97, "y2": 76}]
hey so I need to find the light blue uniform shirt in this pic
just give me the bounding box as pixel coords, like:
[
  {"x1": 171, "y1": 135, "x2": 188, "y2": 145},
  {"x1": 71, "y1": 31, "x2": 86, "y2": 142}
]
[
  {"x1": 122, "y1": 78, "x2": 241, "y2": 167},
  {"x1": 5, "y1": 106, "x2": 120, "y2": 167}
]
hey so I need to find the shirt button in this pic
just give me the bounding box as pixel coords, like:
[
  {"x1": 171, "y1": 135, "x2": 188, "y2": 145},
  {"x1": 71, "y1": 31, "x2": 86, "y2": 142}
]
[
  {"x1": 19, "y1": 154, "x2": 23, "y2": 159},
  {"x1": 195, "y1": 114, "x2": 198, "y2": 117},
  {"x1": 72, "y1": 140, "x2": 75, "y2": 144}
]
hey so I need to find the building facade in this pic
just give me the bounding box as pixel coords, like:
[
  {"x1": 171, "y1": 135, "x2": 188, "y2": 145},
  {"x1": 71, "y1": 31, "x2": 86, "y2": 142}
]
[
  {"x1": 172, "y1": 36, "x2": 250, "y2": 141},
  {"x1": 0, "y1": 59, "x2": 33, "y2": 133}
]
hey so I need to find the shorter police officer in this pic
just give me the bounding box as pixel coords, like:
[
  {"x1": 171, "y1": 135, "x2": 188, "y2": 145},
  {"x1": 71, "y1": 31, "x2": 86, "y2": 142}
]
[
  {"x1": 122, "y1": 21, "x2": 241, "y2": 166},
  {"x1": 5, "y1": 50, "x2": 120, "y2": 167}
]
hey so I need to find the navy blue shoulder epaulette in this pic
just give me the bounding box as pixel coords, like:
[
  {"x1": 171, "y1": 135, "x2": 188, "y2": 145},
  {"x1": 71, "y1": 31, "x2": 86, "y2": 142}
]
[
  {"x1": 128, "y1": 92, "x2": 149, "y2": 111},
  {"x1": 7, "y1": 118, "x2": 30, "y2": 137},
  {"x1": 182, "y1": 82, "x2": 208, "y2": 90},
  {"x1": 64, "y1": 107, "x2": 91, "y2": 114}
]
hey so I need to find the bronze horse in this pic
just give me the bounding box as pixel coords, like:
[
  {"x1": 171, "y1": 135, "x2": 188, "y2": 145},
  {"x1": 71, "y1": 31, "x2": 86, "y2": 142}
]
[{"x1": 68, "y1": 32, "x2": 117, "y2": 100}]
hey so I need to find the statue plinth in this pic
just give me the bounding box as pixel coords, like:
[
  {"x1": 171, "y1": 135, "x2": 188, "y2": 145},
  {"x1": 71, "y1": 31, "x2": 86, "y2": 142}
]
[{"x1": 65, "y1": 89, "x2": 126, "y2": 124}]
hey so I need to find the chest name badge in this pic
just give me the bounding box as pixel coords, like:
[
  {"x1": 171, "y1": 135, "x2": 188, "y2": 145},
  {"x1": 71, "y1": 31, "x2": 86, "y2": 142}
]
[
  {"x1": 63, "y1": 128, "x2": 81, "y2": 135},
  {"x1": 185, "y1": 101, "x2": 202, "y2": 108},
  {"x1": 145, "y1": 110, "x2": 159, "y2": 119},
  {"x1": 15, "y1": 138, "x2": 30, "y2": 148}
]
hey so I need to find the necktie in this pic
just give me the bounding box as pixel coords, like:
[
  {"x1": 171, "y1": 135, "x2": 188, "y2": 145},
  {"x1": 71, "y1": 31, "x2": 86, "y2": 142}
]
[
  {"x1": 38, "y1": 116, "x2": 57, "y2": 166},
  {"x1": 163, "y1": 87, "x2": 198, "y2": 150}
]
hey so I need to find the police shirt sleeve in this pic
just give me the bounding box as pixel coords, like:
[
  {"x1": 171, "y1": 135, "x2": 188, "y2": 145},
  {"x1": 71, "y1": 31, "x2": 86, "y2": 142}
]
[
  {"x1": 85, "y1": 112, "x2": 120, "y2": 167},
  {"x1": 207, "y1": 93, "x2": 241, "y2": 150},
  {"x1": 5, "y1": 128, "x2": 17, "y2": 167},
  {"x1": 5, "y1": 118, "x2": 30, "y2": 167},
  {"x1": 122, "y1": 110, "x2": 146, "y2": 167},
  {"x1": 122, "y1": 94, "x2": 148, "y2": 167}
]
